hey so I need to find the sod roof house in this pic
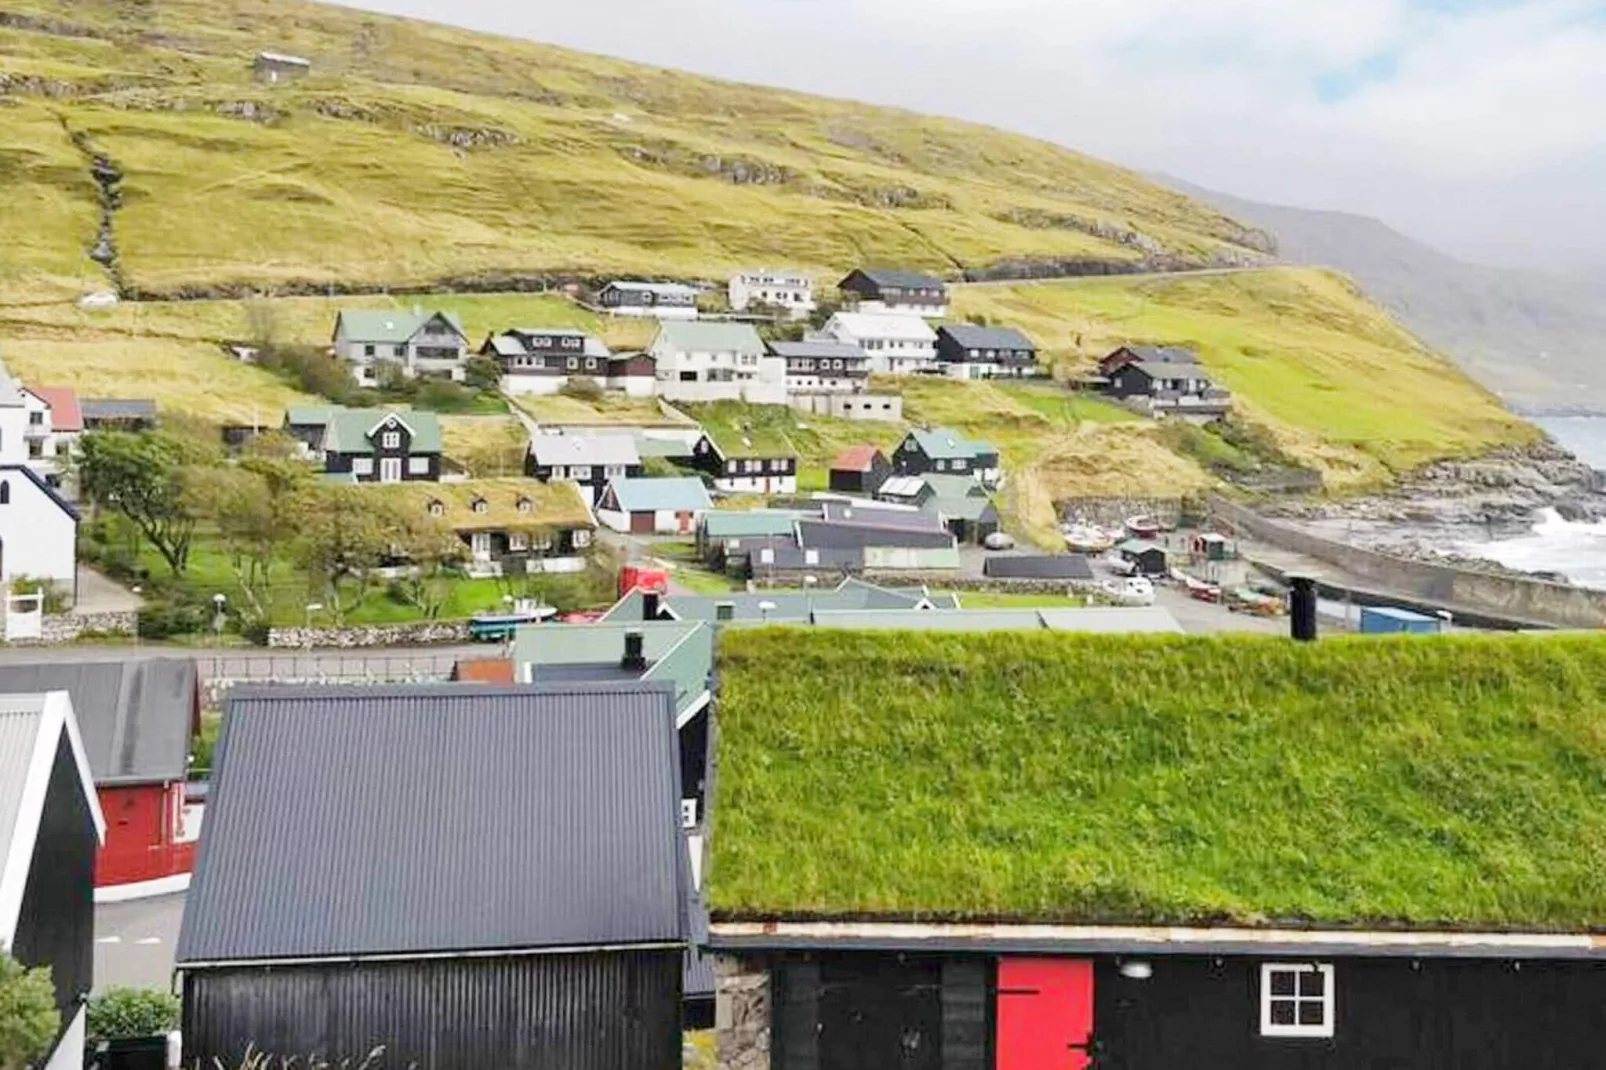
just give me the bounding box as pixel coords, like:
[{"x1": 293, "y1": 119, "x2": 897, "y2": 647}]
[
  {"x1": 177, "y1": 684, "x2": 691, "y2": 1070},
  {"x1": 707, "y1": 630, "x2": 1606, "y2": 1070},
  {"x1": 603, "y1": 577, "x2": 957, "y2": 625},
  {"x1": 383, "y1": 478, "x2": 594, "y2": 571}
]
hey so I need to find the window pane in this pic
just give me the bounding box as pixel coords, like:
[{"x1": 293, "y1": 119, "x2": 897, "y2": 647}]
[
  {"x1": 1298, "y1": 1001, "x2": 1326, "y2": 1026},
  {"x1": 1299, "y1": 971, "x2": 1326, "y2": 998},
  {"x1": 1269, "y1": 1001, "x2": 1297, "y2": 1026},
  {"x1": 1269, "y1": 971, "x2": 1297, "y2": 997}
]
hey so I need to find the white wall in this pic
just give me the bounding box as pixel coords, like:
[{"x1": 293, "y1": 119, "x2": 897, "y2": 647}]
[
  {"x1": 501, "y1": 374, "x2": 566, "y2": 396},
  {"x1": 41, "y1": 1006, "x2": 86, "y2": 1070},
  {"x1": 730, "y1": 274, "x2": 815, "y2": 317},
  {"x1": 611, "y1": 375, "x2": 657, "y2": 398},
  {"x1": 714, "y1": 474, "x2": 798, "y2": 495},
  {"x1": 0, "y1": 404, "x2": 28, "y2": 466},
  {"x1": 0, "y1": 473, "x2": 77, "y2": 587}
]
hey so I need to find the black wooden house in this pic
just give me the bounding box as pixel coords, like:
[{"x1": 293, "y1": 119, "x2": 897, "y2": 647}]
[
  {"x1": 838, "y1": 268, "x2": 948, "y2": 314},
  {"x1": 285, "y1": 406, "x2": 444, "y2": 483},
  {"x1": 829, "y1": 445, "x2": 892, "y2": 495},
  {"x1": 0, "y1": 692, "x2": 104, "y2": 1070},
  {"x1": 177, "y1": 683, "x2": 690, "y2": 1070}
]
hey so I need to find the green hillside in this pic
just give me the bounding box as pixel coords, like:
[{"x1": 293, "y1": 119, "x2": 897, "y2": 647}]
[
  {"x1": 0, "y1": 0, "x2": 1269, "y2": 301},
  {"x1": 712, "y1": 629, "x2": 1606, "y2": 927}
]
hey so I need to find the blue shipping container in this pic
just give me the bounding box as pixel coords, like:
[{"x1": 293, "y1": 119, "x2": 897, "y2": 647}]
[{"x1": 1360, "y1": 606, "x2": 1443, "y2": 635}]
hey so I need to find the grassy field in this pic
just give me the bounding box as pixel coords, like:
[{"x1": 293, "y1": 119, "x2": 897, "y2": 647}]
[
  {"x1": 0, "y1": 0, "x2": 1268, "y2": 303},
  {"x1": 512, "y1": 391, "x2": 682, "y2": 427},
  {"x1": 679, "y1": 401, "x2": 905, "y2": 491},
  {"x1": 712, "y1": 629, "x2": 1606, "y2": 928},
  {"x1": 953, "y1": 268, "x2": 1538, "y2": 486}
]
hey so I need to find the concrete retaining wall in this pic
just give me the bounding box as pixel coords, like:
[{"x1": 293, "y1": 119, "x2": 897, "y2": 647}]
[{"x1": 1210, "y1": 495, "x2": 1606, "y2": 630}]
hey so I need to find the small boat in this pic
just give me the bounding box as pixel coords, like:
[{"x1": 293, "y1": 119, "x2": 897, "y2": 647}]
[
  {"x1": 468, "y1": 599, "x2": 558, "y2": 642},
  {"x1": 1063, "y1": 523, "x2": 1115, "y2": 553},
  {"x1": 1125, "y1": 515, "x2": 1162, "y2": 540}
]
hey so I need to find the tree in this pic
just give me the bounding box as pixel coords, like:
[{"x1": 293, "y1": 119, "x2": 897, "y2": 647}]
[
  {"x1": 86, "y1": 987, "x2": 180, "y2": 1042},
  {"x1": 291, "y1": 485, "x2": 396, "y2": 624},
  {"x1": 77, "y1": 432, "x2": 204, "y2": 577},
  {"x1": 389, "y1": 512, "x2": 468, "y2": 620},
  {"x1": 462, "y1": 355, "x2": 502, "y2": 391},
  {"x1": 0, "y1": 954, "x2": 58, "y2": 1070},
  {"x1": 184, "y1": 458, "x2": 312, "y2": 621}
]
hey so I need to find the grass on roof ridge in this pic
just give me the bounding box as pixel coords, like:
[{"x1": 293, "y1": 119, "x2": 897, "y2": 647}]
[{"x1": 710, "y1": 629, "x2": 1606, "y2": 931}]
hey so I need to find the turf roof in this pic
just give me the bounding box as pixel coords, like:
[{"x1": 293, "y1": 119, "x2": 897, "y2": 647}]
[{"x1": 709, "y1": 630, "x2": 1606, "y2": 930}]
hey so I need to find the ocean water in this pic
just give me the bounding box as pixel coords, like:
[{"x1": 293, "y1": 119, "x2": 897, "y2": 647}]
[{"x1": 1461, "y1": 417, "x2": 1606, "y2": 589}]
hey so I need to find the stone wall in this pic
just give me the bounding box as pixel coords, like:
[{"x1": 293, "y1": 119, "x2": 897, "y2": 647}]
[
  {"x1": 264, "y1": 621, "x2": 471, "y2": 649},
  {"x1": 5, "y1": 610, "x2": 138, "y2": 646},
  {"x1": 716, "y1": 957, "x2": 770, "y2": 1070},
  {"x1": 1211, "y1": 494, "x2": 1606, "y2": 630}
]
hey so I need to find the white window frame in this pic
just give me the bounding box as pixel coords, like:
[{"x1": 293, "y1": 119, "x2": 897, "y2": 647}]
[
  {"x1": 508, "y1": 532, "x2": 529, "y2": 552},
  {"x1": 570, "y1": 465, "x2": 593, "y2": 480},
  {"x1": 352, "y1": 457, "x2": 374, "y2": 476},
  {"x1": 407, "y1": 456, "x2": 429, "y2": 475},
  {"x1": 381, "y1": 430, "x2": 401, "y2": 449},
  {"x1": 1260, "y1": 963, "x2": 1335, "y2": 1039}
]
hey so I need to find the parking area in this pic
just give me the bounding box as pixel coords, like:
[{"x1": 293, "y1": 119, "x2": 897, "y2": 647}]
[{"x1": 95, "y1": 894, "x2": 184, "y2": 993}]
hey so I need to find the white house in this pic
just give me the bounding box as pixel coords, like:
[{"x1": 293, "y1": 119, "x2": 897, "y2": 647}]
[
  {"x1": 729, "y1": 270, "x2": 815, "y2": 319},
  {"x1": 649, "y1": 322, "x2": 787, "y2": 405},
  {"x1": 331, "y1": 309, "x2": 470, "y2": 385},
  {"x1": 595, "y1": 476, "x2": 713, "y2": 535},
  {"x1": 597, "y1": 281, "x2": 700, "y2": 320},
  {"x1": 0, "y1": 465, "x2": 79, "y2": 597},
  {"x1": 19, "y1": 385, "x2": 82, "y2": 491},
  {"x1": 822, "y1": 312, "x2": 938, "y2": 375}
]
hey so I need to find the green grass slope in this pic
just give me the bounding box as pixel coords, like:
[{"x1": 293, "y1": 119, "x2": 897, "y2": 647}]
[
  {"x1": 712, "y1": 630, "x2": 1606, "y2": 929},
  {"x1": 0, "y1": 0, "x2": 1268, "y2": 301}
]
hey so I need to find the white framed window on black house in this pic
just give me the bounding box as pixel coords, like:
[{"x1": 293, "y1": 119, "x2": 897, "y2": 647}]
[{"x1": 1261, "y1": 963, "x2": 1334, "y2": 1038}]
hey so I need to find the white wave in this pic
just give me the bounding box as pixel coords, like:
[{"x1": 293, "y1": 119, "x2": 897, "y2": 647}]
[{"x1": 1461, "y1": 508, "x2": 1606, "y2": 589}]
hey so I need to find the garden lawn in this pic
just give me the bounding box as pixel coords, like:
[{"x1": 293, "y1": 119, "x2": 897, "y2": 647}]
[{"x1": 712, "y1": 629, "x2": 1606, "y2": 929}]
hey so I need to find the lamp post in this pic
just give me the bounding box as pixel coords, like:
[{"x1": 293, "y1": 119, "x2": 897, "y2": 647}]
[{"x1": 211, "y1": 593, "x2": 227, "y2": 648}]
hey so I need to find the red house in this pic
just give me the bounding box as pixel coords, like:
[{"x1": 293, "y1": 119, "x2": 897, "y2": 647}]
[{"x1": 0, "y1": 658, "x2": 200, "y2": 890}]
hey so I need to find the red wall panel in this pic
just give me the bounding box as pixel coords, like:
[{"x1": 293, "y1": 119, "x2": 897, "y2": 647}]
[{"x1": 95, "y1": 782, "x2": 195, "y2": 887}]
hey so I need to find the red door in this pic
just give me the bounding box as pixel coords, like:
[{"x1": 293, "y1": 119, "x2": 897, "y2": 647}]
[{"x1": 996, "y1": 958, "x2": 1094, "y2": 1070}]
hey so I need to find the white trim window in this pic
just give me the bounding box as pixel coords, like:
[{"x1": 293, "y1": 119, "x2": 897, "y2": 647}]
[
  {"x1": 407, "y1": 456, "x2": 429, "y2": 475},
  {"x1": 352, "y1": 457, "x2": 374, "y2": 476},
  {"x1": 381, "y1": 431, "x2": 401, "y2": 449},
  {"x1": 1260, "y1": 963, "x2": 1334, "y2": 1038}
]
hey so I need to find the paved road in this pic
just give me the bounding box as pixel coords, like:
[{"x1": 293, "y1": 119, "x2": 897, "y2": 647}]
[{"x1": 95, "y1": 895, "x2": 184, "y2": 993}]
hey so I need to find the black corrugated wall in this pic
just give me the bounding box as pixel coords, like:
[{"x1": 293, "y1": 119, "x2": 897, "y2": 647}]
[{"x1": 183, "y1": 949, "x2": 682, "y2": 1070}]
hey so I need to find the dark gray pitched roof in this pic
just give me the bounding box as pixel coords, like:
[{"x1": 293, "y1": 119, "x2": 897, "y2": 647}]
[
  {"x1": 847, "y1": 268, "x2": 947, "y2": 291},
  {"x1": 1123, "y1": 345, "x2": 1197, "y2": 364},
  {"x1": 1132, "y1": 361, "x2": 1209, "y2": 379},
  {"x1": 766, "y1": 340, "x2": 868, "y2": 361},
  {"x1": 0, "y1": 658, "x2": 196, "y2": 784},
  {"x1": 982, "y1": 554, "x2": 1097, "y2": 581},
  {"x1": 80, "y1": 398, "x2": 157, "y2": 420},
  {"x1": 177, "y1": 683, "x2": 687, "y2": 965},
  {"x1": 938, "y1": 324, "x2": 1037, "y2": 352},
  {"x1": 797, "y1": 518, "x2": 956, "y2": 551}
]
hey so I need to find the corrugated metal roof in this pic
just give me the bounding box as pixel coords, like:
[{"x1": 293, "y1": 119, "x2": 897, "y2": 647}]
[
  {"x1": 983, "y1": 555, "x2": 1096, "y2": 581},
  {"x1": 529, "y1": 433, "x2": 640, "y2": 468},
  {"x1": 846, "y1": 268, "x2": 947, "y2": 291},
  {"x1": 700, "y1": 510, "x2": 807, "y2": 539},
  {"x1": 176, "y1": 684, "x2": 687, "y2": 964},
  {"x1": 0, "y1": 696, "x2": 46, "y2": 883},
  {"x1": 81, "y1": 398, "x2": 156, "y2": 421},
  {"x1": 652, "y1": 321, "x2": 765, "y2": 356},
  {"x1": 605, "y1": 477, "x2": 712, "y2": 514},
  {"x1": 768, "y1": 341, "x2": 866, "y2": 361},
  {"x1": 937, "y1": 324, "x2": 1036, "y2": 352},
  {"x1": 0, "y1": 659, "x2": 195, "y2": 784}
]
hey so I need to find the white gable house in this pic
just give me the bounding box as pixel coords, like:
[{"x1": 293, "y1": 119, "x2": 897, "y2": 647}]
[
  {"x1": 332, "y1": 310, "x2": 470, "y2": 385},
  {"x1": 649, "y1": 322, "x2": 787, "y2": 405},
  {"x1": 822, "y1": 312, "x2": 938, "y2": 375},
  {"x1": 0, "y1": 466, "x2": 79, "y2": 598},
  {"x1": 729, "y1": 270, "x2": 815, "y2": 319}
]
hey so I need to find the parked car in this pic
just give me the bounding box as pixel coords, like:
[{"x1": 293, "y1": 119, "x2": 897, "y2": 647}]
[
  {"x1": 983, "y1": 531, "x2": 1016, "y2": 551},
  {"x1": 1100, "y1": 575, "x2": 1155, "y2": 606}
]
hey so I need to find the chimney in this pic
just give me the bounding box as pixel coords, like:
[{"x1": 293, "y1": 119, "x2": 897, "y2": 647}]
[
  {"x1": 715, "y1": 601, "x2": 735, "y2": 622},
  {"x1": 1288, "y1": 573, "x2": 1318, "y2": 642},
  {"x1": 622, "y1": 630, "x2": 647, "y2": 672},
  {"x1": 643, "y1": 591, "x2": 661, "y2": 621}
]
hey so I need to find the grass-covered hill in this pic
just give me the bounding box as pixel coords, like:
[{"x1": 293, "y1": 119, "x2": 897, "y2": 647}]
[
  {"x1": 711, "y1": 629, "x2": 1606, "y2": 929},
  {"x1": 0, "y1": 0, "x2": 1270, "y2": 302}
]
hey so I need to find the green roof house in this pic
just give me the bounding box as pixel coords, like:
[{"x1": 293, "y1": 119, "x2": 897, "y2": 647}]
[
  {"x1": 283, "y1": 405, "x2": 443, "y2": 483},
  {"x1": 332, "y1": 308, "x2": 469, "y2": 386},
  {"x1": 892, "y1": 427, "x2": 1001, "y2": 485},
  {"x1": 648, "y1": 321, "x2": 786, "y2": 406}
]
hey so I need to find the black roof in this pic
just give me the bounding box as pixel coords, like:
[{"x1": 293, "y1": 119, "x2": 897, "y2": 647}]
[
  {"x1": 0, "y1": 464, "x2": 81, "y2": 521},
  {"x1": 843, "y1": 268, "x2": 947, "y2": 291},
  {"x1": 797, "y1": 518, "x2": 955, "y2": 552},
  {"x1": 176, "y1": 683, "x2": 688, "y2": 965},
  {"x1": 1119, "y1": 345, "x2": 1196, "y2": 364},
  {"x1": 982, "y1": 554, "x2": 1097, "y2": 581},
  {"x1": 766, "y1": 340, "x2": 868, "y2": 361},
  {"x1": 81, "y1": 398, "x2": 158, "y2": 420},
  {"x1": 937, "y1": 324, "x2": 1037, "y2": 352},
  {"x1": 820, "y1": 500, "x2": 946, "y2": 531},
  {"x1": 737, "y1": 537, "x2": 865, "y2": 573},
  {"x1": 0, "y1": 657, "x2": 195, "y2": 784}
]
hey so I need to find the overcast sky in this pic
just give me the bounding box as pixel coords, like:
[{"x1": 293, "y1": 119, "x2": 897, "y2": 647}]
[{"x1": 335, "y1": 0, "x2": 1605, "y2": 271}]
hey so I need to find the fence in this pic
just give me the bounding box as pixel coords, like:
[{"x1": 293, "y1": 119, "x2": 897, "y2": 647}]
[{"x1": 197, "y1": 651, "x2": 463, "y2": 685}]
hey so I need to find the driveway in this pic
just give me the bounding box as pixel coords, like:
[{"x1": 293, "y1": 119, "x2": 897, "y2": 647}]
[{"x1": 95, "y1": 894, "x2": 184, "y2": 993}]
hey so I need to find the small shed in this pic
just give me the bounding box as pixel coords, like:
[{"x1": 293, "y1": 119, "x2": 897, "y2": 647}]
[
  {"x1": 982, "y1": 554, "x2": 1097, "y2": 582},
  {"x1": 829, "y1": 445, "x2": 891, "y2": 496},
  {"x1": 252, "y1": 51, "x2": 311, "y2": 84},
  {"x1": 1360, "y1": 606, "x2": 1446, "y2": 635},
  {"x1": 177, "y1": 683, "x2": 690, "y2": 1070},
  {"x1": 596, "y1": 476, "x2": 713, "y2": 535},
  {"x1": 1117, "y1": 538, "x2": 1169, "y2": 576}
]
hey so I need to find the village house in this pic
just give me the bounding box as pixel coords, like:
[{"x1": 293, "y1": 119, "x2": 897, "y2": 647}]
[
  {"x1": 934, "y1": 323, "x2": 1042, "y2": 380},
  {"x1": 525, "y1": 432, "x2": 643, "y2": 506},
  {"x1": 596, "y1": 475, "x2": 713, "y2": 535},
  {"x1": 252, "y1": 51, "x2": 310, "y2": 84},
  {"x1": 821, "y1": 311, "x2": 938, "y2": 375},
  {"x1": 829, "y1": 445, "x2": 892, "y2": 495},
  {"x1": 483, "y1": 327, "x2": 620, "y2": 393},
  {"x1": 874, "y1": 473, "x2": 1001, "y2": 543},
  {"x1": 695, "y1": 509, "x2": 813, "y2": 569},
  {"x1": 729, "y1": 269, "x2": 815, "y2": 319},
  {"x1": 0, "y1": 659, "x2": 199, "y2": 892},
  {"x1": 769, "y1": 339, "x2": 871, "y2": 394},
  {"x1": 331, "y1": 309, "x2": 469, "y2": 385},
  {"x1": 838, "y1": 268, "x2": 949, "y2": 317},
  {"x1": 650, "y1": 321, "x2": 786, "y2": 405},
  {"x1": 598, "y1": 280, "x2": 700, "y2": 320},
  {"x1": 392, "y1": 479, "x2": 594, "y2": 573},
  {"x1": 79, "y1": 398, "x2": 156, "y2": 431},
  {"x1": 893, "y1": 427, "x2": 1001, "y2": 484},
  {"x1": 287, "y1": 406, "x2": 443, "y2": 483},
  {"x1": 19, "y1": 384, "x2": 81, "y2": 490},
  {"x1": 707, "y1": 630, "x2": 1606, "y2": 1070},
  {"x1": 0, "y1": 465, "x2": 80, "y2": 598},
  {"x1": 796, "y1": 499, "x2": 963, "y2": 571},
  {"x1": 603, "y1": 577, "x2": 958, "y2": 625},
  {"x1": 0, "y1": 692, "x2": 104, "y2": 1070},
  {"x1": 1105, "y1": 353, "x2": 1232, "y2": 418},
  {"x1": 177, "y1": 684, "x2": 691, "y2": 1070},
  {"x1": 689, "y1": 425, "x2": 799, "y2": 495},
  {"x1": 1097, "y1": 344, "x2": 1199, "y2": 379}
]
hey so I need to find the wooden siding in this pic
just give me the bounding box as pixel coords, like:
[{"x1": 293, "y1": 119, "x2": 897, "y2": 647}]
[{"x1": 183, "y1": 950, "x2": 682, "y2": 1070}]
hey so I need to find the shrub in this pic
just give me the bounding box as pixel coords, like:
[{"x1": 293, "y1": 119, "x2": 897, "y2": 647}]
[
  {"x1": 0, "y1": 954, "x2": 58, "y2": 1070},
  {"x1": 86, "y1": 987, "x2": 180, "y2": 1042},
  {"x1": 463, "y1": 355, "x2": 502, "y2": 391},
  {"x1": 137, "y1": 598, "x2": 208, "y2": 640},
  {"x1": 7, "y1": 576, "x2": 68, "y2": 615},
  {"x1": 559, "y1": 376, "x2": 604, "y2": 402}
]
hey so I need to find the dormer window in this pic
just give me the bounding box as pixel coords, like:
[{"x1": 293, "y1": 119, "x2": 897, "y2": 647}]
[
  {"x1": 471, "y1": 497, "x2": 488, "y2": 514},
  {"x1": 427, "y1": 499, "x2": 445, "y2": 517},
  {"x1": 516, "y1": 497, "x2": 533, "y2": 513},
  {"x1": 381, "y1": 430, "x2": 400, "y2": 449}
]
